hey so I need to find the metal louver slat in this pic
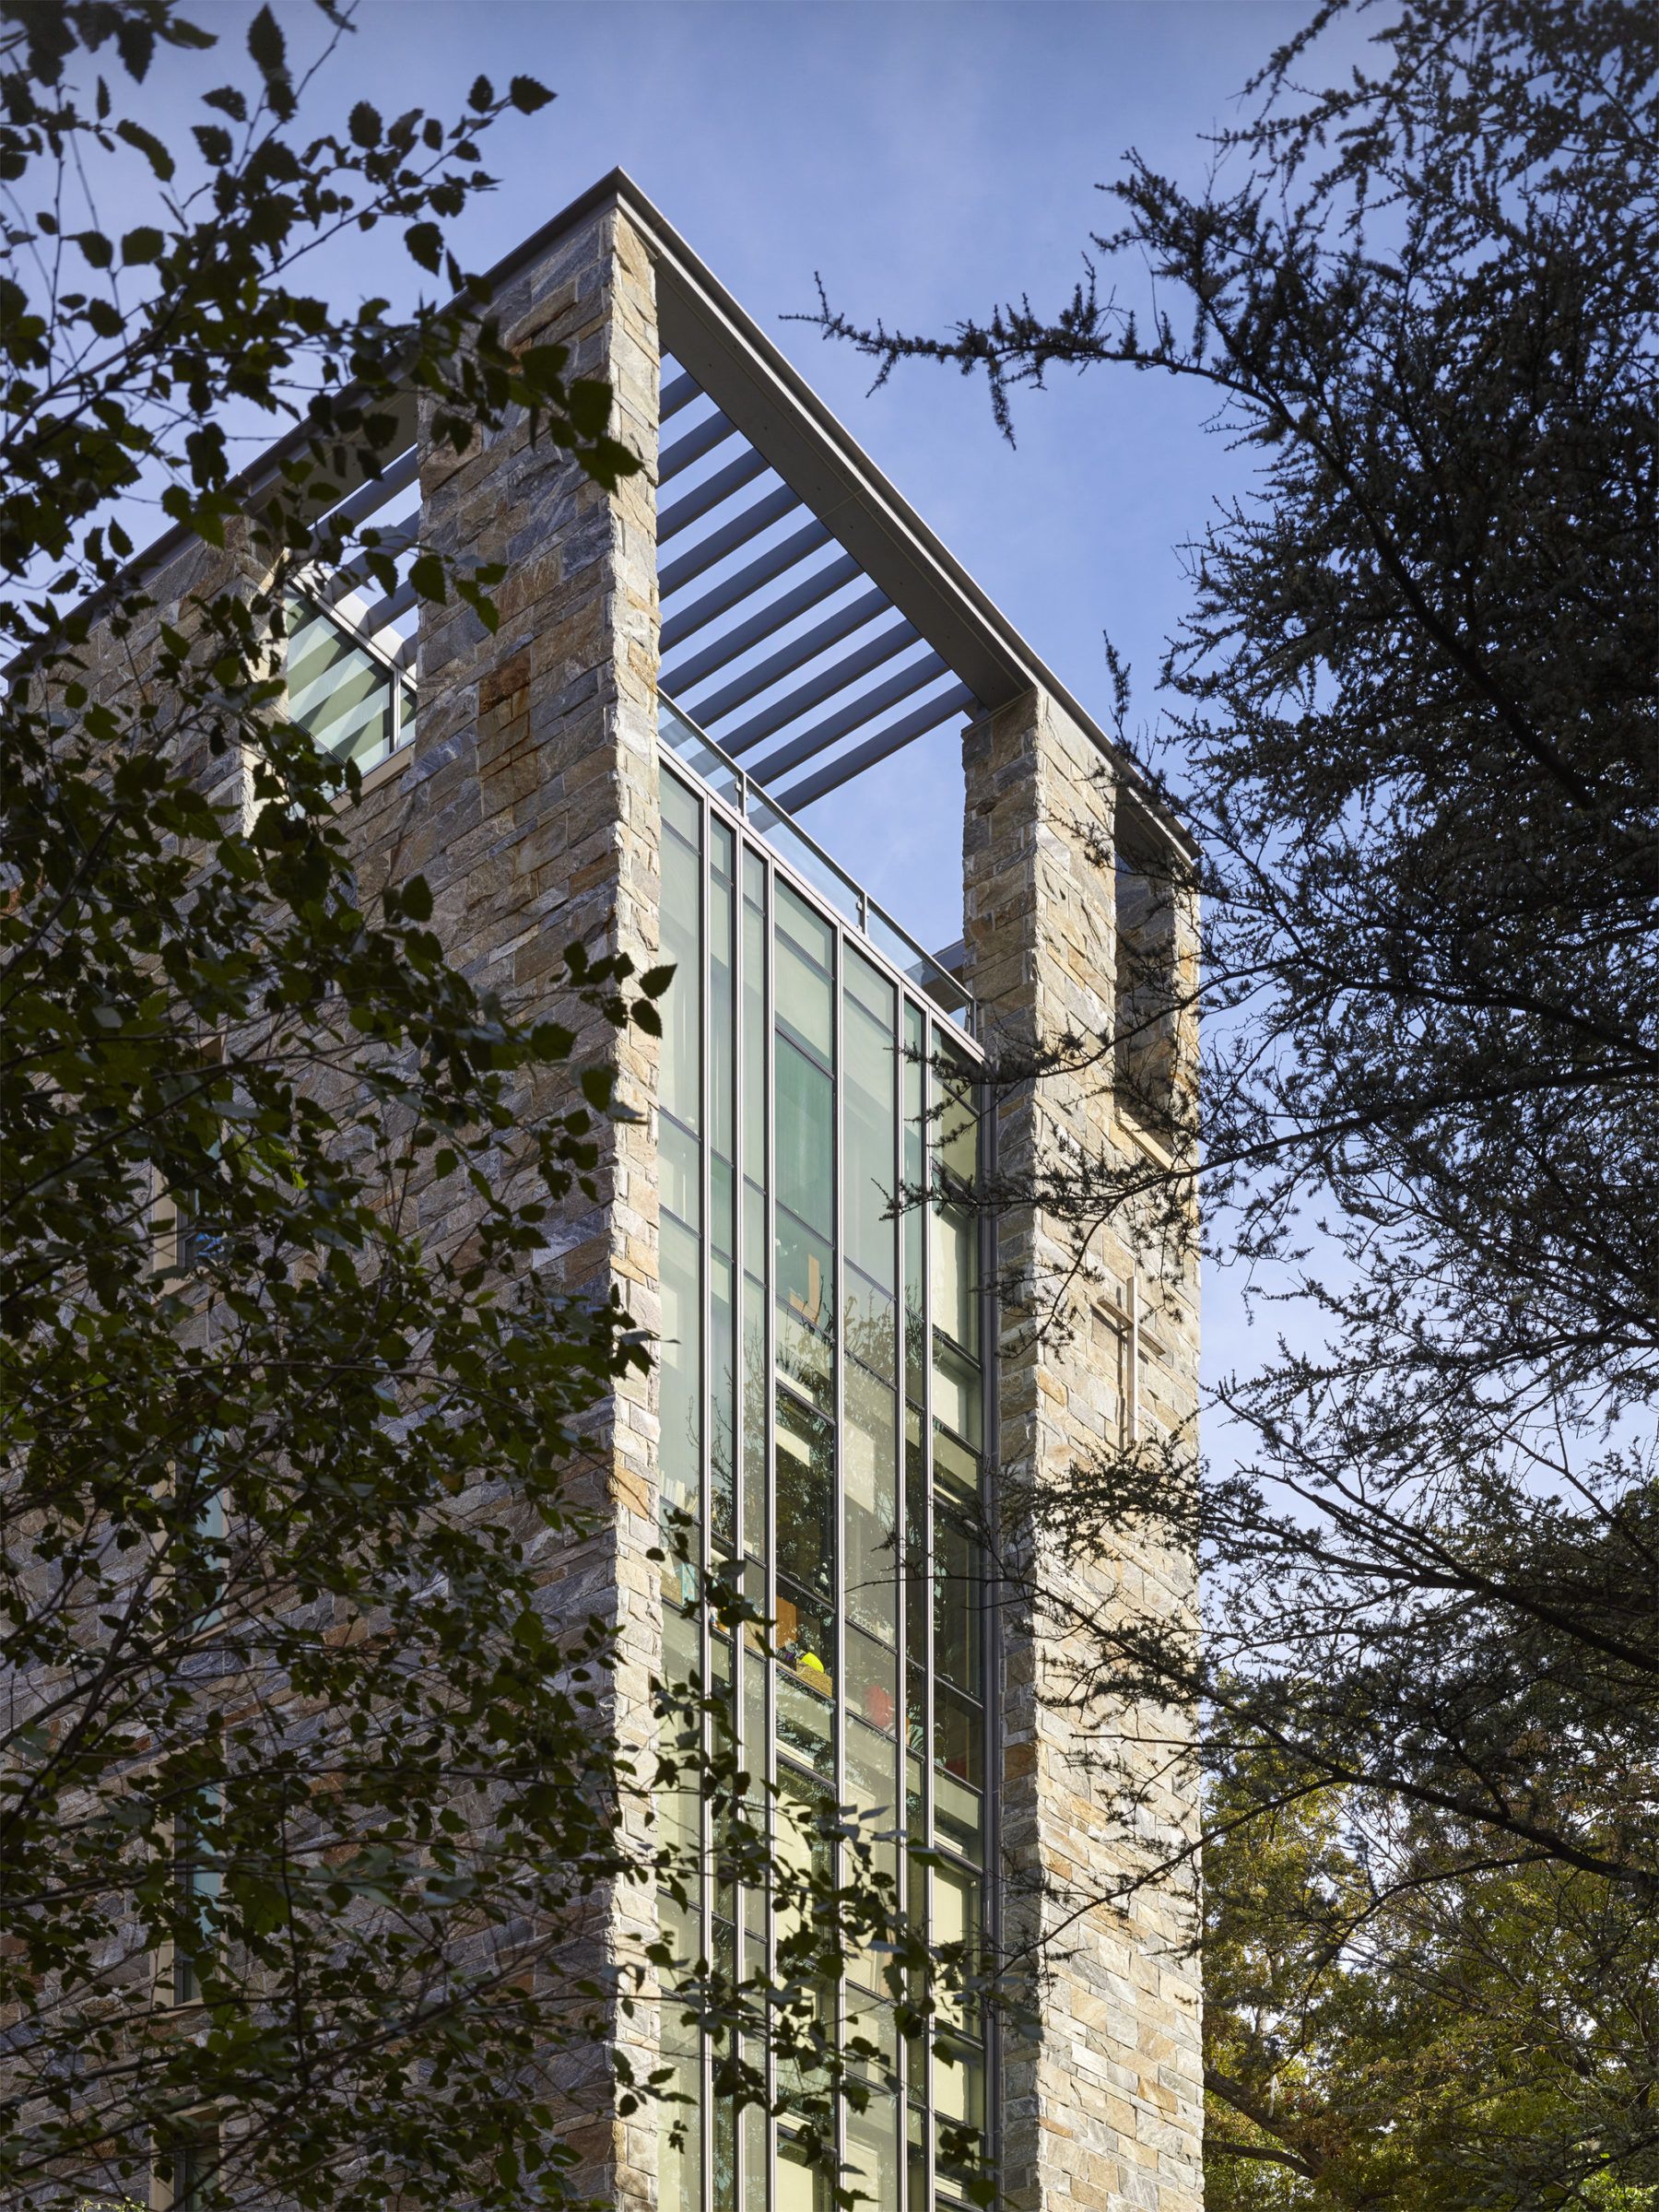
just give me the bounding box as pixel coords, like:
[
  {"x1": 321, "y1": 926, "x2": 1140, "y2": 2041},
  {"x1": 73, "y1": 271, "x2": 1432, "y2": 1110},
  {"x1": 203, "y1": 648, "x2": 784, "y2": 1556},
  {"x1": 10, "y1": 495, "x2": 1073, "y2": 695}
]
[
  {"x1": 660, "y1": 410, "x2": 737, "y2": 483},
  {"x1": 359, "y1": 576, "x2": 418, "y2": 635},
  {"x1": 658, "y1": 486, "x2": 803, "y2": 595},
  {"x1": 747, "y1": 652, "x2": 949, "y2": 783},
  {"x1": 321, "y1": 445, "x2": 421, "y2": 535},
  {"x1": 658, "y1": 447, "x2": 768, "y2": 542},
  {"x1": 721, "y1": 618, "x2": 919, "y2": 756},
  {"x1": 684, "y1": 588, "x2": 889, "y2": 727},
  {"x1": 779, "y1": 682, "x2": 977, "y2": 812},
  {"x1": 660, "y1": 370, "x2": 700, "y2": 422},
  {"x1": 659, "y1": 526, "x2": 838, "y2": 654}
]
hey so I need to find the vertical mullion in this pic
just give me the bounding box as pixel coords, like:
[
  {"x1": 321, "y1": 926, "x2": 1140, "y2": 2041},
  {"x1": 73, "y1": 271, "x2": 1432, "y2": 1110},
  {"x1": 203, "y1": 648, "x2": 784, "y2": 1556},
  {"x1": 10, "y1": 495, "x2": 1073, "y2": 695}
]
[
  {"x1": 700, "y1": 786, "x2": 714, "y2": 2212},
  {"x1": 831, "y1": 924, "x2": 846, "y2": 2196},
  {"x1": 731, "y1": 809, "x2": 747, "y2": 2212},
  {"x1": 890, "y1": 982, "x2": 907, "y2": 2159},
  {"x1": 981, "y1": 1067, "x2": 1002, "y2": 2209},
  {"x1": 762, "y1": 847, "x2": 779, "y2": 2212},
  {"x1": 920, "y1": 1022, "x2": 935, "y2": 2212}
]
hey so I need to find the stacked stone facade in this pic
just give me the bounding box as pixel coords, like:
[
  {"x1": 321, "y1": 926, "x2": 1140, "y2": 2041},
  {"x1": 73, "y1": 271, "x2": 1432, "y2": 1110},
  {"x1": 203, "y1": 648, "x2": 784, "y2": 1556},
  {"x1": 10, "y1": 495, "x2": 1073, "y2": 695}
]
[
  {"x1": 48, "y1": 175, "x2": 1204, "y2": 2212},
  {"x1": 963, "y1": 689, "x2": 1203, "y2": 2212},
  {"x1": 337, "y1": 199, "x2": 665, "y2": 2212}
]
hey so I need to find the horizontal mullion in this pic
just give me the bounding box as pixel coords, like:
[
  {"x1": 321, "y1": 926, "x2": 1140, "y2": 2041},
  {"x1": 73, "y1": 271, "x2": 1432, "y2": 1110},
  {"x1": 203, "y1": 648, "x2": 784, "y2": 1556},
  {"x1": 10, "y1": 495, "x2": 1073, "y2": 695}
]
[
  {"x1": 658, "y1": 486, "x2": 804, "y2": 595},
  {"x1": 661, "y1": 370, "x2": 700, "y2": 422},
  {"x1": 685, "y1": 589, "x2": 890, "y2": 728},
  {"x1": 779, "y1": 682, "x2": 977, "y2": 811},
  {"x1": 660, "y1": 409, "x2": 738, "y2": 484},
  {"x1": 721, "y1": 619, "x2": 920, "y2": 757},
  {"x1": 747, "y1": 653, "x2": 949, "y2": 782},
  {"x1": 660, "y1": 527, "x2": 839, "y2": 653},
  {"x1": 659, "y1": 448, "x2": 769, "y2": 542}
]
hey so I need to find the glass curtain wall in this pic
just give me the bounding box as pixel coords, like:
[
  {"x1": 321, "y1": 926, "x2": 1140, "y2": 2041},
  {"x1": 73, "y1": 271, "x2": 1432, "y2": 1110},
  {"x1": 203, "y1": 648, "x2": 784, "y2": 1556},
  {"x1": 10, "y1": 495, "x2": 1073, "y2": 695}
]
[{"x1": 657, "y1": 762, "x2": 991, "y2": 2212}]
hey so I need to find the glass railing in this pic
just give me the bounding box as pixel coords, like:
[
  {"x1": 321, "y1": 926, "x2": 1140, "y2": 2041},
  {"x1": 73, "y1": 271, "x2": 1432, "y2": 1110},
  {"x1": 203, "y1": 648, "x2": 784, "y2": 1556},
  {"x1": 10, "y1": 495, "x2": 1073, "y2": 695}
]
[{"x1": 658, "y1": 694, "x2": 972, "y2": 1029}]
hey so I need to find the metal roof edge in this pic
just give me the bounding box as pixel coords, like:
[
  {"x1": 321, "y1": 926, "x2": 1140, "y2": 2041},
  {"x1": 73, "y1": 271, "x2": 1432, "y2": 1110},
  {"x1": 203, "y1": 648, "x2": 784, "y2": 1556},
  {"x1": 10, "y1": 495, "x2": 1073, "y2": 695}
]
[
  {"x1": 598, "y1": 170, "x2": 1196, "y2": 862},
  {"x1": 59, "y1": 165, "x2": 1196, "y2": 862}
]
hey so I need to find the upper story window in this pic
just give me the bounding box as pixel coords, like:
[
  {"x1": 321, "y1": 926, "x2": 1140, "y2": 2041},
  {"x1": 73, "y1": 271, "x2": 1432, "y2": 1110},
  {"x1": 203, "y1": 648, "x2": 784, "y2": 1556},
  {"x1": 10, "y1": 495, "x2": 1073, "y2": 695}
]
[{"x1": 285, "y1": 595, "x2": 417, "y2": 777}]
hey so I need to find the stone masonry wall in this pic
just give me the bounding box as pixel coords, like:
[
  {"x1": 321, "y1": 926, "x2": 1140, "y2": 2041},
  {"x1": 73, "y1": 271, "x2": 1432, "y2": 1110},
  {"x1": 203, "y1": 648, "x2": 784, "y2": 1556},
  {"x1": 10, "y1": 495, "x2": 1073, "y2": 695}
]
[
  {"x1": 961, "y1": 688, "x2": 1203, "y2": 2212},
  {"x1": 339, "y1": 194, "x2": 665, "y2": 2212}
]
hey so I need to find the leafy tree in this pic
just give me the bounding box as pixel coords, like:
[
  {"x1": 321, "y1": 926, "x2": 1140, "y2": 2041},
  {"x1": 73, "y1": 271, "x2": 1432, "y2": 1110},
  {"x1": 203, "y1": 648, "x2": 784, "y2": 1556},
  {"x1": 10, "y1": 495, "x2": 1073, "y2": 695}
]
[
  {"x1": 1204, "y1": 1746, "x2": 1659, "y2": 2212},
  {"x1": 0, "y1": 6, "x2": 926, "y2": 2210},
  {"x1": 816, "y1": 0, "x2": 1658, "y2": 2198}
]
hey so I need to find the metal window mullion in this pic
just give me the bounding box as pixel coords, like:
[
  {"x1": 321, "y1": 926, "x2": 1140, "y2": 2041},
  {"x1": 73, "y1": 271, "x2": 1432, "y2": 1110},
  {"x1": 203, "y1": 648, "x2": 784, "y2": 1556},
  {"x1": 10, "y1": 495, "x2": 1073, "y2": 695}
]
[
  {"x1": 919, "y1": 1019, "x2": 935, "y2": 2212},
  {"x1": 981, "y1": 1076, "x2": 1003, "y2": 2212},
  {"x1": 830, "y1": 918, "x2": 847, "y2": 2196},
  {"x1": 762, "y1": 845, "x2": 779, "y2": 2212},
  {"x1": 700, "y1": 783, "x2": 715, "y2": 2212},
  {"x1": 889, "y1": 980, "x2": 908, "y2": 2138}
]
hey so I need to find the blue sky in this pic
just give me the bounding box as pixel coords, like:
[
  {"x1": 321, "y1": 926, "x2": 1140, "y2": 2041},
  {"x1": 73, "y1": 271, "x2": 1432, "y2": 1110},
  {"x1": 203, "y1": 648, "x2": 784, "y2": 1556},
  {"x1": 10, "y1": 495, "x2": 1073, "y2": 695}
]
[
  {"x1": 147, "y1": 0, "x2": 1361, "y2": 1391},
  {"x1": 162, "y1": 0, "x2": 1323, "y2": 952}
]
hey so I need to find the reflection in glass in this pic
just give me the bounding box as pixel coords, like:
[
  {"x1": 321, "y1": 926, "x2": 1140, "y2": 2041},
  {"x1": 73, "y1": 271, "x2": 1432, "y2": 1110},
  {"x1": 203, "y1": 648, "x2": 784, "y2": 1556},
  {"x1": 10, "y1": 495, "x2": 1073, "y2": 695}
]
[
  {"x1": 653, "y1": 762, "x2": 992, "y2": 2212},
  {"x1": 285, "y1": 596, "x2": 411, "y2": 774}
]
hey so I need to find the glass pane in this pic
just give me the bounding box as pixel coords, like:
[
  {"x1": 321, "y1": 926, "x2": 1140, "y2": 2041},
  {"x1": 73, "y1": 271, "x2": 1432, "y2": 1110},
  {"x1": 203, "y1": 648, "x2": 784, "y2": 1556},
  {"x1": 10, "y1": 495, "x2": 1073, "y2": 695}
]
[
  {"x1": 904, "y1": 1407, "x2": 927, "y2": 1757},
  {"x1": 847, "y1": 1629, "x2": 899, "y2": 1747},
  {"x1": 742, "y1": 850, "x2": 768, "y2": 1560},
  {"x1": 661, "y1": 1605, "x2": 704, "y2": 1866},
  {"x1": 844, "y1": 1363, "x2": 898, "y2": 1645},
  {"x1": 903, "y1": 1005, "x2": 926, "y2": 1407},
  {"x1": 744, "y1": 1265, "x2": 767, "y2": 1559},
  {"x1": 664, "y1": 762, "x2": 703, "y2": 845},
  {"x1": 286, "y1": 597, "x2": 395, "y2": 772},
  {"x1": 846, "y1": 1029, "x2": 896, "y2": 1289},
  {"x1": 846, "y1": 2088, "x2": 900, "y2": 2212},
  {"x1": 712, "y1": 823, "x2": 736, "y2": 1161},
  {"x1": 930, "y1": 1338, "x2": 981, "y2": 1452},
  {"x1": 661, "y1": 1210, "x2": 702, "y2": 1523},
  {"x1": 712, "y1": 1240, "x2": 735, "y2": 1548},
  {"x1": 932, "y1": 1867, "x2": 981, "y2": 2034},
  {"x1": 775, "y1": 882, "x2": 834, "y2": 1063},
  {"x1": 775, "y1": 1390, "x2": 834, "y2": 1604},
  {"x1": 931, "y1": 1201, "x2": 977, "y2": 1360},
  {"x1": 777, "y1": 1217, "x2": 833, "y2": 1412},
  {"x1": 743, "y1": 852, "x2": 767, "y2": 1189},
  {"x1": 934, "y1": 1430, "x2": 982, "y2": 1707},
  {"x1": 662, "y1": 694, "x2": 746, "y2": 809},
  {"x1": 776, "y1": 1040, "x2": 832, "y2": 1241},
  {"x1": 662, "y1": 778, "x2": 702, "y2": 1134},
  {"x1": 663, "y1": 1115, "x2": 700, "y2": 1233},
  {"x1": 934, "y1": 1686, "x2": 982, "y2": 1795},
  {"x1": 935, "y1": 1048, "x2": 978, "y2": 1191},
  {"x1": 933, "y1": 1769, "x2": 982, "y2": 1865},
  {"x1": 776, "y1": 2141, "x2": 830, "y2": 2212}
]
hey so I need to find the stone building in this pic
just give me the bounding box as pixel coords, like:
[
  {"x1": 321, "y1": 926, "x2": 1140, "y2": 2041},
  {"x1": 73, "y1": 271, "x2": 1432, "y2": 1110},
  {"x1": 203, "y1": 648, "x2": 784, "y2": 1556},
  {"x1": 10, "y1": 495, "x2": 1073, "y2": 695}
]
[{"x1": 167, "y1": 170, "x2": 1201, "y2": 2212}]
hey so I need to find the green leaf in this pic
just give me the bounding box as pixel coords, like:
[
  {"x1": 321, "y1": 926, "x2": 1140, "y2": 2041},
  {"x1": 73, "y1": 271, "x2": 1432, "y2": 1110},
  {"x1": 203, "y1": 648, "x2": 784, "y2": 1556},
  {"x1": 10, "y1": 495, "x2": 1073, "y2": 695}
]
[
  {"x1": 348, "y1": 101, "x2": 382, "y2": 148},
  {"x1": 468, "y1": 75, "x2": 494, "y2": 112},
  {"x1": 114, "y1": 118, "x2": 176, "y2": 182},
  {"x1": 121, "y1": 228, "x2": 165, "y2": 266},
  {"x1": 246, "y1": 6, "x2": 288, "y2": 91},
  {"x1": 399, "y1": 875, "x2": 433, "y2": 924},
  {"x1": 509, "y1": 76, "x2": 555, "y2": 114},
  {"x1": 73, "y1": 230, "x2": 114, "y2": 270},
  {"x1": 639, "y1": 964, "x2": 676, "y2": 998},
  {"x1": 407, "y1": 553, "x2": 446, "y2": 605},
  {"x1": 405, "y1": 221, "x2": 442, "y2": 274}
]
